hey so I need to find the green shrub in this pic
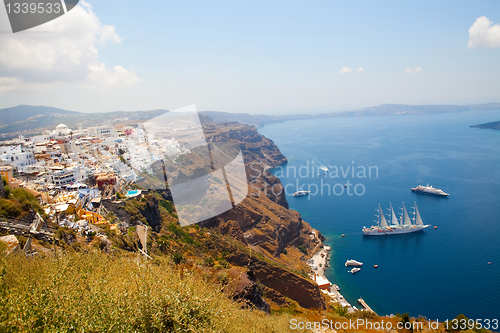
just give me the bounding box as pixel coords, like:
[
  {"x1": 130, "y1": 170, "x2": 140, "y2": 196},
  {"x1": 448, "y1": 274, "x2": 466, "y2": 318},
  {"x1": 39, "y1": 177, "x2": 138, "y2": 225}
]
[
  {"x1": 218, "y1": 259, "x2": 230, "y2": 269},
  {"x1": 298, "y1": 245, "x2": 307, "y2": 255},
  {"x1": 203, "y1": 257, "x2": 214, "y2": 267},
  {"x1": 172, "y1": 252, "x2": 185, "y2": 264},
  {"x1": 159, "y1": 200, "x2": 178, "y2": 218},
  {"x1": 167, "y1": 223, "x2": 195, "y2": 245},
  {"x1": 0, "y1": 199, "x2": 22, "y2": 218},
  {"x1": 0, "y1": 187, "x2": 44, "y2": 218}
]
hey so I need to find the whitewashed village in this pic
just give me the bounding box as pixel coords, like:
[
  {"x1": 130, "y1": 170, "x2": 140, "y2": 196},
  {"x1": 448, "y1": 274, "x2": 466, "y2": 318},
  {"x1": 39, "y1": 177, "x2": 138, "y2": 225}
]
[{"x1": 0, "y1": 122, "x2": 190, "y2": 254}]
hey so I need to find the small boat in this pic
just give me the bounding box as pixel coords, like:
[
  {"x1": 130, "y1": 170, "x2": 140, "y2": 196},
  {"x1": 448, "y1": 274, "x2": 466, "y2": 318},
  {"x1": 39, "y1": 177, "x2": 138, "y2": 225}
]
[
  {"x1": 333, "y1": 284, "x2": 340, "y2": 291},
  {"x1": 350, "y1": 267, "x2": 361, "y2": 274},
  {"x1": 345, "y1": 259, "x2": 363, "y2": 267},
  {"x1": 293, "y1": 190, "x2": 310, "y2": 197},
  {"x1": 374, "y1": 265, "x2": 378, "y2": 268}
]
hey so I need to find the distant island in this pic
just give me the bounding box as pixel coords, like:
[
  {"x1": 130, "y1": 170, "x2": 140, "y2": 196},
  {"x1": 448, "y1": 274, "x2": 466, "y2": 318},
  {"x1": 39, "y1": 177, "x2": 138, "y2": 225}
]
[{"x1": 470, "y1": 120, "x2": 500, "y2": 130}]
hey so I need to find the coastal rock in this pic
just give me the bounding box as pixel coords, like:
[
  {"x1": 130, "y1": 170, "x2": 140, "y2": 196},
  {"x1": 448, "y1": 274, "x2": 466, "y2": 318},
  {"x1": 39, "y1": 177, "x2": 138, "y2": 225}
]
[
  {"x1": 217, "y1": 219, "x2": 246, "y2": 243},
  {"x1": 227, "y1": 268, "x2": 270, "y2": 312},
  {"x1": 260, "y1": 285, "x2": 292, "y2": 307},
  {"x1": 225, "y1": 250, "x2": 326, "y2": 309},
  {"x1": 0, "y1": 235, "x2": 20, "y2": 255}
]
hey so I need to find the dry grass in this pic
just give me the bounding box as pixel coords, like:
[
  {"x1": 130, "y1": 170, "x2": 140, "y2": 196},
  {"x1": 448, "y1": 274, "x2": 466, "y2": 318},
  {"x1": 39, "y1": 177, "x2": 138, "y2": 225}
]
[{"x1": 0, "y1": 251, "x2": 305, "y2": 333}]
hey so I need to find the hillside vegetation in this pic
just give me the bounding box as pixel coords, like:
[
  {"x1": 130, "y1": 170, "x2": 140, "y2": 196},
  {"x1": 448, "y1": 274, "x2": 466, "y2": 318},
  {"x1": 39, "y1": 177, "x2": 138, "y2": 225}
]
[{"x1": 0, "y1": 250, "x2": 303, "y2": 333}]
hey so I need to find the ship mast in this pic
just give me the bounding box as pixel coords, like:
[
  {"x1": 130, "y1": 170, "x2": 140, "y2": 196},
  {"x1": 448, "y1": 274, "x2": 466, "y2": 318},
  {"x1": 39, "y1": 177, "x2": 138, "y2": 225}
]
[
  {"x1": 400, "y1": 202, "x2": 412, "y2": 226},
  {"x1": 375, "y1": 204, "x2": 388, "y2": 227},
  {"x1": 389, "y1": 203, "x2": 399, "y2": 226},
  {"x1": 413, "y1": 202, "x2": 424, "y2": 226}
]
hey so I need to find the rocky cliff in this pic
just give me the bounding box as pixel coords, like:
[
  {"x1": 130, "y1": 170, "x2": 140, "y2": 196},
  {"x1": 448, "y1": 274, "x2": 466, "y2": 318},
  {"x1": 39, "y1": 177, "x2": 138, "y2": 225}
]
[
  {"x1": 201, "y1": 122, "x2": 319, "y2": 257},
  {"x1": 199, "y1": 122, "x2": 326, "y2": 309}
]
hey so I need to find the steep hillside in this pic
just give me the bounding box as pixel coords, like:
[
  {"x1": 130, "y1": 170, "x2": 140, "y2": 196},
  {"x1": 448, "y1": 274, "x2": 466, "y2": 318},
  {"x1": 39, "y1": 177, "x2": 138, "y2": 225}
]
[
  {"x1": 0, "y1": 105, "x2": 80, "y2": 125},
  {"x1": 0, "y1": 105, "x2": 168, "y2": 140},
  {"x1": 0, "y1": 251, "x2": 305, "y2": 333}
]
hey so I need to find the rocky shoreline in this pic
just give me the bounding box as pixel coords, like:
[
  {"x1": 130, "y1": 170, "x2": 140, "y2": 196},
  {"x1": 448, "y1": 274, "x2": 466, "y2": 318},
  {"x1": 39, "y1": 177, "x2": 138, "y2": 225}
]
[{"x1": 307, "y1": 236, "x2": 355, "y2": 312}]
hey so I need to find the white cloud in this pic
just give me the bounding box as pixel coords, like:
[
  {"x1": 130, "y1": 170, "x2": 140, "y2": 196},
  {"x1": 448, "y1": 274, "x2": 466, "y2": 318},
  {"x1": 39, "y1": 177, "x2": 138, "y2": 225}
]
[
  {"x1": 468, "y1": 16, "x2": 500, "y2": 49},
  {"x1": 0, "y1": 76, "x2": 51, "y2": 93},
  {"x1": 0, "y1": 77, "x2": 24, "y2": 93},
  {"x1": 99, "y1": 25, "x2": 121, "y2": 44},
  {"x1": 339, "y1": 67, "x2": 352, "y2": 74},
  {"x1": 0, "y1": 1, "x2": 139, "y2": 92},
  {"x1": 404, "y1": 67, "x2": 422, "y2": 74},
  {"x1": 85, "y1": 63, "x2": 142, "y2": 87},
  {"x1": 357, "y1": 67, "x2": 364, "y2": 72}
]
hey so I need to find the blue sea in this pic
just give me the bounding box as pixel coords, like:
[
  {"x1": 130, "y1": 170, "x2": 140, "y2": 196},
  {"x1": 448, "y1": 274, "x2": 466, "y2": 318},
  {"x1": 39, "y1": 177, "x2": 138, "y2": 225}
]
[{"x1": 258, "y1": 110, "x2": 500, "y2": 322}]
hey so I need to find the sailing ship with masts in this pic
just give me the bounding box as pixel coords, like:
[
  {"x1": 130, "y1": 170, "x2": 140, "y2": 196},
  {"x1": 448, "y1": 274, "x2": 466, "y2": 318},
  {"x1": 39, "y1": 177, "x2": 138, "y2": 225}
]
[{"x1": 362, "y1": 202, "x2": 430, "y2": 236}]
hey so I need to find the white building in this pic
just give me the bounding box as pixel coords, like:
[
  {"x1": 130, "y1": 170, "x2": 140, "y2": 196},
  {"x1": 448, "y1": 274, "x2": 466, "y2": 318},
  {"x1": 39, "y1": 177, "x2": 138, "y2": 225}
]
[
  {"x1": 52, "y1": 124, "x2": 72, "y2": 137},
  {"x1": 49, "y1": 164, "x2": 88, "y2": 186},
  {"x1": 87, "y1": 125, "x2": 117, "y2": 139},
  {"x1": 31, "y1": 134, "x2": 51, "y2": 144},
  {"x1": 0, "y1": 145, "x2": 36, "y2": 170}
]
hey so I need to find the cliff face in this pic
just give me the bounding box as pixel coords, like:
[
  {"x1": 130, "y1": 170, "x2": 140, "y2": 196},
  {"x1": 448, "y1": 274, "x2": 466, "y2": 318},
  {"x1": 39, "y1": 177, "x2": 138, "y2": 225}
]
[
  {"x1": 102, "y1": 195, "x2": 162, "y2": 231},
  {"x1": 199, "y1": 231, "x2": 326, "y2": 310},
  {"x1": 201, "y1": 122, "x2": 318, "y2": 257},
  {"x1": 198, "y1": 122, "x2": 326, "y2": 309},
  {"x1": 226, "y1": 249, "x2": 326, "y2": 309},
  {"x1": 202, "y1": 122, "x2": 287, "y2": 169}
]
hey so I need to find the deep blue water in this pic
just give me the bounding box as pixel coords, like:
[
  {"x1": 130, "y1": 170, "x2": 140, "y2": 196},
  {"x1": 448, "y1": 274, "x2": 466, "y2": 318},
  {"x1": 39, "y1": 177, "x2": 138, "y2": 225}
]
[{"x1": 258, "y1": 111, "x2": 500, "y2": 322}]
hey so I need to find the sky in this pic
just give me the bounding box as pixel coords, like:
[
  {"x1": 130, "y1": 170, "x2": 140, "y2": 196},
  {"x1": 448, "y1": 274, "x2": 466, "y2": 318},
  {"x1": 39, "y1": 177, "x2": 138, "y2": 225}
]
[{"x1": 0, "y1": 0, "x2": 499, "y2": 114}]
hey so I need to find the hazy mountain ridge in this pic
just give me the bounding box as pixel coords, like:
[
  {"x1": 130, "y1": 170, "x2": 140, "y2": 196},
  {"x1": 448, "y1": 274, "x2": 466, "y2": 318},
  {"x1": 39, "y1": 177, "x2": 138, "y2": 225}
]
[
  {"x1": 202, "y1": 102, "x2": 500, "y2": 127},
  {"x1": 0, "y1": 106, "x2": 168, "y2": 140},
  {"x1": 0, "y1": 105, "x2": 80, "y2": 126}
]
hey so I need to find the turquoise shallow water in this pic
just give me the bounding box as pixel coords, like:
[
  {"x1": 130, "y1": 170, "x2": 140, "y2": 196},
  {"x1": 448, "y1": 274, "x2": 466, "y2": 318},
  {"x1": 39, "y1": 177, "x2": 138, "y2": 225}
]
[{"x1": 259, "y1": 111, "x2": 500, "y2": 322}]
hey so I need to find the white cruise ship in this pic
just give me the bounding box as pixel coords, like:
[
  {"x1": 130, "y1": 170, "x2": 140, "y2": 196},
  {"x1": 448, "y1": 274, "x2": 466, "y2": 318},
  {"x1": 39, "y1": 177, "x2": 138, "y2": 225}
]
[
  {"x1": 411, "y1": 184, "x2": 449, "y2": 196},
  {"x1": 363, "y1": 202, "x2": 431, "y2": 236},
  {"x1": 293, "y1": 190, "x2": 310, "y2": 197}
]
